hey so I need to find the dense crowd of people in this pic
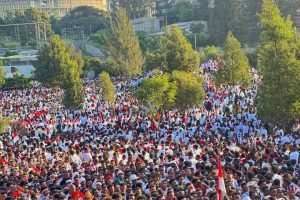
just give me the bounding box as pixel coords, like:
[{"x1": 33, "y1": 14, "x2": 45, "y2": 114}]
[{"x1": 0, "y1": 63, "x2": 299, "y2": 200}]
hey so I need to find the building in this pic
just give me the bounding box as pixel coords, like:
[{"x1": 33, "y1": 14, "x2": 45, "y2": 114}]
[
  {"x1": 131, "y1": 17, "x2": 161, "y2": 33},
  {"x1": 0, "y1": 0, "x2": 108, "y2": 18},
  {"x1": 295, "y1": 9, "x2": 300, "y2": 32}
]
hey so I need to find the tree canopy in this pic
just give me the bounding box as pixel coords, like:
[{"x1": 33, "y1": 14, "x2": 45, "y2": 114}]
[
  {"x1": 159, "y1": 26, "x2": 200, "y2": 73},
  {"x1": 214, "y1": 32, "x2": 252, "y2": 86},
  {"x1": 135, "y1": 74, "x2": 178, "y2": 114},
  {"x1": 34, "y1": 35, "x2": 69, "y2": 87},
  {"x1": 110, "y1": 0, "x2": 155, "y2": 19},
  {"x1": 257, "y1": 0, "x2": 300, "y2": 127},
  {"x1": 171, "y1": 71, "x2": 205, "y2": 110},
  {"x1": 99, "y1": 71, "x2": 115, "y2": 105},
  {"x1": 0, "y1": 60, "x2": 5, "y2": 86},
  {"x1": 60, "y1": 6, "x2": 109, "y2": 34},
  {"x1": 105, "y1": 8, "x2": 143, "y2": 77}
]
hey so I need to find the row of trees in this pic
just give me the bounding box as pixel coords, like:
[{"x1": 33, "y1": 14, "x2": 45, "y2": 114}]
[{"x1": 3, "y1": 0, "x2": 298, "y2": 129}]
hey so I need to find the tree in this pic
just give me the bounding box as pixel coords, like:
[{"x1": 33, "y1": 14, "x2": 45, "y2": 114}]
[
  {"x1": 257, "y1": 0, "x2": 300, "y2": 127},
  {"x1": 159, "y1": 26, "x2": 200, "y2": 73},
  {"x1": 290, "y1": 101, "x2": 300, "y2": 120},
  {"x1": 275, "y1": 0, "x2": 300, "y2": 21},
  {"x1": 34, "y1": 35, "x2": 69, "y2": 87},
  {"x1": 1, "y1": 72, "x2": 32, "y2": 90},
  {"x1": 165, "y1": 1, "x2": 194, "y2": 24},
  {"x1": 61, "y1": 46, "x2": 84, "y2": 109},
  {"x1": 34, "y1": 35, "x2": 84, "y2": 109},
  {"x1": 199, "y1": 46, "x2": 220, "y2": 61},
  {"x1": 105, "y1": 8, "x2": 143, "y2": 77},
  {"x1": 208, "y1": 0, "x2": 248, "y2": 45},
  {"x1": 0, "y1": 60, "x2": 5, "y2": 86},
  {"x1": 171, "y1": 71, "x2": 205, "y2": 110},
  {"x1": 2, "y1": 8, "x2": 53, "y2": 47},
  {"x1": 60, "y1": 6, "x2": 109, "y2": 34},
  {"x1": 136, "y1": 31, "x2": 160, "y2": 54},
  {"x1": 99, "y1": 72, "x2": 115, "y2": 105},
  {"x1": 135, "y1": 74, "x2": 178, "y2": 114},
  {"x1": 116, "y1": 0, "x2": 155, "y2": 19},
  {"x1": 214, "y1": 32, "x2": 252, "y2": 86}
]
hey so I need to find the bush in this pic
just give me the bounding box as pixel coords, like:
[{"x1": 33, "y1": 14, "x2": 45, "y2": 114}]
[
  {"x1": 1, "y1": 73, "x2": 32, "y2": 90},
  {"x1": 84, "y1": 56, "x2": 118, "y2": 77}
]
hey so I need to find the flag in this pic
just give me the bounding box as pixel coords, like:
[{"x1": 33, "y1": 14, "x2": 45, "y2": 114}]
[{"x1": 217, "y1": 158, "x2": 227, "y2": 200}]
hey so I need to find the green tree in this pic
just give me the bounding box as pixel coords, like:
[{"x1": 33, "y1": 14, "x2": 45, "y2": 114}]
[
  {"x1": 99, "y1": 71, "x2": 115, "y2": 105},
  {"x1": 34, "y1": 35, "x2": 68, "y2": 87},
  {"x1": 165, "y1": 1, "x2": 194, "y2": 24},
  {"x1": 61, "y1": 46, "x2": 84, "y2": 109},
  {"x1": 1, "y1": 72, "x2": 32, "y2": 90},
  {"x1": 0, "y1": 60, "x2": 5, "y2": 86},
  {"x1": 291, "y1": 101, "x2": 300, "y2": 120},
  {"x1": 136, "y1": 31, "x2": 160, "y2": 54},
  {"x1": 199, "y1": 46, "x2": 220, "y2": 61},
  {"x1": 116, "y1": 0, "x2": 155, "y2": 19},
  {"x1": 144, "y1": 51, "x2": 165, "y2": 71},
  {"x1": 60, "y1": 6, "x2": 109, "y2": 34},
  {"x1": 160, "y1": 26, "x2": 200, "y2": 72},
  {"x1": 257, "y1": 0, "x2": 300, "y2": 127},
  {"x1": 105, "y1": 8, "x2": 143, "y2": 77},
  {"x1": 214, "y1": 32, "x2": 252, "y2": 86},
  {"x1": 171, "y1": 71, "x2": 205, "y2": 110},
  {"x1": 4, "y1": 8, "x2": 53, "y2": 47},
  {"x1": 208, "y1": 0, "x2": 248, "y2": 45},
  {"x1": 135, "y1": 74, "x2": 178, "y2": 114}
]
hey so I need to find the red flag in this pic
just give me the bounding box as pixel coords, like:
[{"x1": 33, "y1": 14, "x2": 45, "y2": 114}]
[{"x1": 217, "y1": 159, "x2": 227, "y2": 200}]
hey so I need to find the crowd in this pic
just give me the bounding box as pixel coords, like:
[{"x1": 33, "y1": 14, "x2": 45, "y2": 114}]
[{"x1": 0, "y1": 64, "x2": 299, "y2": 200}]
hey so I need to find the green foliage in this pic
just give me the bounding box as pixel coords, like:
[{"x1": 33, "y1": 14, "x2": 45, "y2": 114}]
[
  {"x1": 1, "y1": 73, "x2": 32, "y2": 90},
  {"x1": 0, "y1": 61, "x2": 5, "y2": 86},
  {"x1": 34, "y1": 35, "x2": 68, "y2": 87},
  {"x1": 136, "y1": 31, "x2": 160, "y2": 54},
  {"x1": 199, "y1": 46, "x2": 220, "y2": 61},
  {"x1": 99, "y1": 72, "x2": 115, "y2": 105},
  {"x1": 105, "y1": 8, "x2": 143, "y2": 77},
  {"x1": 214, "y1": 32, "x2": 252, "y2": 86},
  {"x1": 1, "y1": 8, "x2": 53, "y2": 47},
  {"x1": 0, "y1": 116, "x2": 10, "y2": 133},
  {"x1": 290, "y1": 101, "x2": 300, "y2": 119},
  {"x1": 61, "y1": 46, "x2": 84, "y2": 109},
  {"x1": 84, "y1": 56, "x2": 119, "y2": 76},
  {"x1": 144, "y1": 51, "x2": 165, "y2": 72},
  {"x1": 244, "y1": 47, "x2": 258, "y2": 67},
  {"x1": 34, "y1": 35, "x2": 83, "y2": 109},
  {"x1": 171, "y1": 71, "x2": 205, "y2": 110},
  {"x1": 165, "y1": 1, "x2": 194, "y2": 24},
  {"x1": 117, "y1": 0, "x2": 155, "y2": 19},
  {"x1": 159, "y1": 26, "x2": 200, "y2": 72},
  {"x1": 135, "y1": 74, "x2": 178, "y2": 113},
  {"x1": 60, "y1": 6, "x2": 109, "y2": 34},
  {"x1": 89, "y1": 29, "x2": 110, "y2": 49},
  {"x1": 257, "y1": 0, "x2": 300, "y2": 127}
]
